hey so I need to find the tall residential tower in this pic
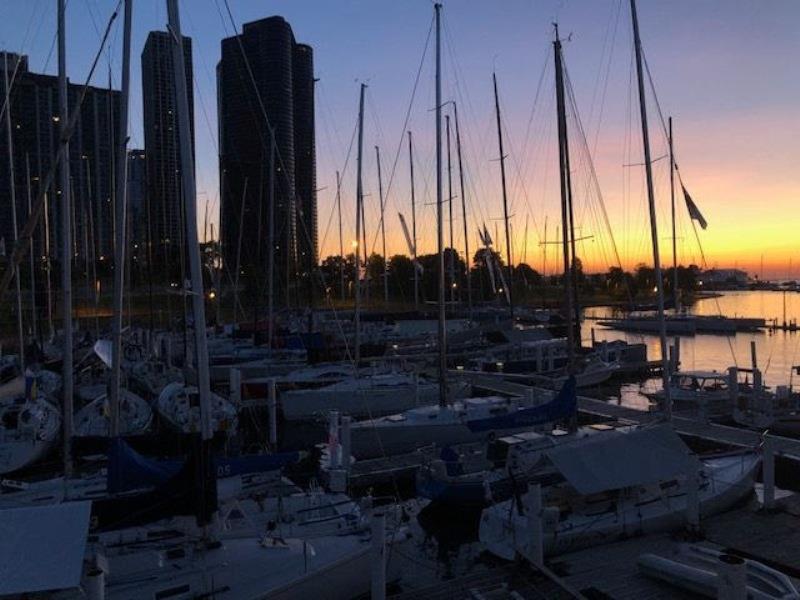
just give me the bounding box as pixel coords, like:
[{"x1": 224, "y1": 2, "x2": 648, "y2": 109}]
[{"x1": 218, "y1": 16, "x2": 317, "y2": 304}]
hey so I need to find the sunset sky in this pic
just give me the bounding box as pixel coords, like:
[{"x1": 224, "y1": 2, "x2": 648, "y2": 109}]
[{"x1": 3, "y1": 0, "x2": 798, "y2": 279}]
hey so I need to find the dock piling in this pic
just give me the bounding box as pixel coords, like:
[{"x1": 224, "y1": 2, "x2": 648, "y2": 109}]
[
  {"x1": 523, "y1": 483, "x2": 544, "y2": 567},
  {"x1": 341, "y1": 416, "x2": 352, "y2": 474},
  {"x1": 686, "y1": 458, "x2": 700, "y2": 535},
  {"x1": 267, "y1": 378, "x2": 277, "y2": 447},
  {"x1": 229, "y1": 368, "x2": 241, "y2": 405},
  {"x1": 371, "y1": 511, "x2": 387, "y2": 600},
  {"x1": 763, "y1": 435, "x2": 775, "y2": 511}
]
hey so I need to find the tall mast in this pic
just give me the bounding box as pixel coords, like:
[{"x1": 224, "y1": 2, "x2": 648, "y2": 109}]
[
  {"x1": 408, "y1": 131, "x2": 419, "y2": 311},
  {"x1": 58, "y1": 0, "x2": 74, "y2": 479},
  {"x1": 25, "y1": 155, "x2": 37, "y2": 340},
  {"x1": 446, "y1": 114, "x2": 455, "y2": 305},
  {"x1": 375, "y1": 145, "x2": 388, "y2": 305},
  {"x1": 354, "y1": 83, "x2": 366, "y2": 368},
  {"x1": 233, "y1": 177, "x2": 247, "y2": 328},
  {"x1": 435, "y1": 3, "x2": 447, "y2": 407},
  {"x1": 4, "y1": 54, "x2": 24, "y2": 366},
  {"x1": 44, "y1": 191, "x2": 54, "y2": 340},
  {"x1": 452, "y1": 102, "x2": 471, "y2": 314},
  {"x1": 167, "y1": 0, "x2": 213, "y2": 440},
  {"x1": 336, "y1": 170, "x2": 345, "y2": 302},
  {"x1": 554, "y1": 28, "x2": 575, "y2": 366},
  {"x1": 631, "y1": 0, "x2": 671, "y2": 420},
  {"x1": 267, "y1": 132, "x2": 275, "y2": 352},
  {"x1": 669, "y1": 116, "x2": 678, "y2": 311},
  {"x1": 108, "y1": 0, "x2": 132, "y2": 438},
  {"x1": 492, "y1": 73, "x2": 514, "y2": 321}
]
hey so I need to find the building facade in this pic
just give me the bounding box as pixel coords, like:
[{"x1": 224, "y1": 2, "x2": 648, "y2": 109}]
[
  {"x1": 0, "y1": 51, "x2": 119, "y2": 277},
  {"x1": 218, "y1": 16, "x2": 317, "y2": 305},
  {"x1": 141, "y1": 31, "x2": 194, "y2": 279}
]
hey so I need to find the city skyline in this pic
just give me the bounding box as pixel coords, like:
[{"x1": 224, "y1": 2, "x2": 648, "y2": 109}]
[{"x1": 2, "y1": 1, "x2": 798, "y2": 279}]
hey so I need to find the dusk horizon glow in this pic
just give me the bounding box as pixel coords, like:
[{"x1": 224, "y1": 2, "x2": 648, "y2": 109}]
[{"x1": 3, "y1": 0, "x2": 798, "y2": 279}]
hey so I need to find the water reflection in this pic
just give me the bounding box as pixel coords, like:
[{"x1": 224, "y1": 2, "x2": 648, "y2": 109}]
[{"x1": 583, "y1": 290, "x2": 800, "y2": 407}]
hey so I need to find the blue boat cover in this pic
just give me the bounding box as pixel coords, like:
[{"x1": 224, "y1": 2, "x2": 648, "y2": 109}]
[
  {"x1": 466, "y1": 375, "x2": 576, "y2": 433},
  {"x1": 108, "y1": 438, "x2": 300, "y2": 494}
]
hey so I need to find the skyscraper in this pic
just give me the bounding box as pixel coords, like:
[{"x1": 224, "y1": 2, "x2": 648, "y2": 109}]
[
  {"x1": 0, "y1": 50, "x2": 119, "y2": 271},
  {"x1": 141, "y1": 31, "x2": 193, "y2": 279},
  {"x1": 218, "y1": 16, "x2": 317, "y2": 305},
  {"x1": 126, "y1": 148, "x2": 146, "y2": 269}
]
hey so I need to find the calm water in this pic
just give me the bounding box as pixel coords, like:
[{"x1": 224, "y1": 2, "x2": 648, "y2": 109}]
[{"x1": 583, "y1": 290, "x2": 800, "y2": 408}]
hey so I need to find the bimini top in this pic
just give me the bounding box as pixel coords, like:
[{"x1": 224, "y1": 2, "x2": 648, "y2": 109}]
[
  {"x1": 545, "y1": 424, "x2": 698, "y2": 495},
  {"x1": 0, "y1": 501, "x2": 92, "y2": 595}
]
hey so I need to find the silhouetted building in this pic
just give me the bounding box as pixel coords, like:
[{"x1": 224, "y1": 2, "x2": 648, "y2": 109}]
[
  {"x1": 127, "y1": 148, "x2": 146, "y2": 266},
  {"x1": 141, "y1": 31, "x2": 193, "y2": 279},
  {"x1": 0, "y1": 51, "x2": 119, "y2": 272},
  {"x1": 218, "y1": 16, "x2": 317, "y2": 304}
]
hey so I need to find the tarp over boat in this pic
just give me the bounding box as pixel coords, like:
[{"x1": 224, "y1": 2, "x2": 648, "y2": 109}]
[
  {"x1": 546, "y1": 424, "x2": 698, "y2": 495},
  {"x1": 107, "y1": 438, "x2": 301, "y2": 494},
  {"x1": 0, "y1": 501, "x2": 91, "y2": 595}
]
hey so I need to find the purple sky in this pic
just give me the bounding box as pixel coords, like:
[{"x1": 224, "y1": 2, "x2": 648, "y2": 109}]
[{"x1": 3, "y1": 0, "x2": 799, "y2": 276}]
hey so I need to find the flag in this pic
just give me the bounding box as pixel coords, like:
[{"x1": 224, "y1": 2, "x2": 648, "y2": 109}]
[{"x1": 683, "y1": 185, "x2": 707, "y2": 230}]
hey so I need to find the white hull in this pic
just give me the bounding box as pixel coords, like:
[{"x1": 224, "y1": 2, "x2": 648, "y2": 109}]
[
  {"x1": 74, "y1": 391, "x2": 153, "y2": 437},
  {"x1": 282, "y1": 378, "x2": 468, "y2": 421},
  {"x1": 0, "y1": 398, "x2": 61, "y2": 474},
  {"x1": 350, "y1": 420, "x2": 534, "y2": 459},
  {"x1": 479, "y1": 452, "x2": 760, "y2": 560}
]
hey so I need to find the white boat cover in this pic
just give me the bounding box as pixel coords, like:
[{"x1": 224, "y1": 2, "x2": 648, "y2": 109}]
[
  {"x1": 546, "y1": 425, "x2": 698, "y2": 494},
  {"x1": 0, "y1": 501, "x2": 92, "y2": 595},
  {"x1": 94, "y1": 338, "x2": 113, "y2": 368}
]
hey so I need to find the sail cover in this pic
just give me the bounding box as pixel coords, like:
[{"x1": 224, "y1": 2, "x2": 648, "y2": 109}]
[
  {"x1": 545, "y1": 424, "x2": 697, "y2": 494},
  {"x1": 466, "y1": 375, "x2": 576, "y2": 433},
  {"x1": 0, "y1": 501, "x2": 91, "y2": 595},
  {"x1": 107, "y1": 438, "x2": 301, "y2": 494}
]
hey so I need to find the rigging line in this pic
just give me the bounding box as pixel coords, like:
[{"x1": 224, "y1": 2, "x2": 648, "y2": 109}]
[
  {"x1": 564, "y1": 61, "x2": 631, "y2": 301},
  {"x1": 371, "y1": 12, "x2": 434, "y2": 232},
  {"x1": 0, "y1": 0, "x2": 46, "y2": 123},
  {"x1": 441, "y1": 18, "x2": 492, "y2": 229},
  {"x1": 319, "y1": 115, "x2": 359, "y2": 256},
  {"x1": 590, "y1": 0, "x2": 623, "y2": 156}
]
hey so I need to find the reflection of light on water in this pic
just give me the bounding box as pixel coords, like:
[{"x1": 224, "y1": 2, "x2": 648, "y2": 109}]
[{"x1": 583, "y1": 290, "x2": 800, "y2": 390}]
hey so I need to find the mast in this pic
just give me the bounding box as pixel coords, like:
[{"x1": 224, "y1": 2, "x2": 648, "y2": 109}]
[
  {"x1": 446, "y1": 114, "x2": 455, "y2": 304},
  {"x1": 44, "y1": 191, "x2": 54, "y2": 340},
  {"x1": 108, "y1": 0, "x2": 132, "y2": 438},
  {"x1": 336, "y1": 170, "x2": 345, "y2": 302},
  {"x1": 435, "y1": 3, "x2": 447, "y2": 407},
  {"x1": 408, "y1": 131, "x2": 419, "y2": 311},
  {"x1": 669, "y1": 116, "x2": 678, "y2": 311},
  {"x1": 553, "y1": 28, "x2": 575, "y2": 365},
  {"x1": 233, "y1": 177, "x2": 248, "y2": 328},
  {"x1": 492, "y1": 73, "x2": 514, "y2": 320},
  {"x1": 267, "y1": 132, "x2": 275, "y2": 352},
  {"x1": 631, "y1": 0, "x2": 672, "y2": 420},
  {"x1": 4, "y1": 53, "x2": 24, "y2": 366},
  {"x1": 354, "y1": 83, "x2": 366, "y2": 368},
  {"x1": 58, "y1": 0, "x2": 74, "y2": 479},
  {"x1": 25, "y1": 155, "x2": 37, "y2": 340},
  {"x1": 452, "y1": 102, "x2": 471, "y2": 314},
  {"x1": 167, "y1": 0, "x2": 213, "y2": 440},
  {"x1": 375, "y1": 145, "x2": 388, "y2": 305}
]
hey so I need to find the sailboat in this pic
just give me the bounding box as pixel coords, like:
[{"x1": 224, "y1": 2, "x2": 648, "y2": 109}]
[
  {"x1": 0, "y1": 388, "x2": 61, "y2": 474},
  {"x1": 478, "y1": 425, "x2": 760, "y2": 559},
  {"x1": 68, "y1": 5, "x2": 413, "y2": 598},
  {"x1": 349, "y1": 6, "x2": 577, "y2": 460}
]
